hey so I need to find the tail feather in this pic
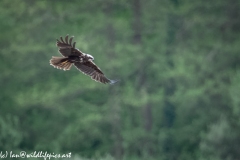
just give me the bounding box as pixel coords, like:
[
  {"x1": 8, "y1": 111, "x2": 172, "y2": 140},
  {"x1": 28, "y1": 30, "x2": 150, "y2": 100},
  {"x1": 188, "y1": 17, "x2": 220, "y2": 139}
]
[{"x1": 50, "y1": 56, "x2": 72, "y2": 71}]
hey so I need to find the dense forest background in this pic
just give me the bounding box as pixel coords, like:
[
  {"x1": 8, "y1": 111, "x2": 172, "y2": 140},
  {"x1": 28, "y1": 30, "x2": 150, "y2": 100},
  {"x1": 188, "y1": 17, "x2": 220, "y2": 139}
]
[{"x1": 1, "y1": 0, "x2": 240, "y2": 160}]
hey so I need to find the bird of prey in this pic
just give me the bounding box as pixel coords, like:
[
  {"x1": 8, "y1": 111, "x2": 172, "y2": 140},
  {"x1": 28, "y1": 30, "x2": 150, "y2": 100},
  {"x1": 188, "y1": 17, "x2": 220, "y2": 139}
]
[{"x1": 50, "y1": 35, "x2": 117, "y2": 84}]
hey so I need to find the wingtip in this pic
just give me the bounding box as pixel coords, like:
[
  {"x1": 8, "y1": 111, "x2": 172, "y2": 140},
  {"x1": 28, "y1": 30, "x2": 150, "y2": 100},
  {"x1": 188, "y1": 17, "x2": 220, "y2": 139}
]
[{"x1": 109, "y1": 79, "x2": 119, "y2": 85}]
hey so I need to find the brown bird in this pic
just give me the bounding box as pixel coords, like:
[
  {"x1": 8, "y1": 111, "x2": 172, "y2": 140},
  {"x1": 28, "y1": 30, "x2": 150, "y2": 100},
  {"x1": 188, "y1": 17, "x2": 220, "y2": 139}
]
[{"x1": 50, "y1": 35, "x2": 117, "y2": 84}]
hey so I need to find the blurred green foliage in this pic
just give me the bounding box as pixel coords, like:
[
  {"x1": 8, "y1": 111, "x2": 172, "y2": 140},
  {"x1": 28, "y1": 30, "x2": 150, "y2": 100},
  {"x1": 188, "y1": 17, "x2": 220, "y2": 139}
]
[{"x1": 0, "y1": 0, "x2": 240, "y2": 160}]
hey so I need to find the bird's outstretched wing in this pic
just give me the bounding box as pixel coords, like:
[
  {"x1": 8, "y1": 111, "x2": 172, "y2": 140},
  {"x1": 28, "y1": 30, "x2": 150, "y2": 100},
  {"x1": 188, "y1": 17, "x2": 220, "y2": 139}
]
[
  {"x1": 74, "y1": 61, "x2": 117, "y2": 84},
  {"x1": 56, "y1": 35, "x2": 83, "y2": 57}
]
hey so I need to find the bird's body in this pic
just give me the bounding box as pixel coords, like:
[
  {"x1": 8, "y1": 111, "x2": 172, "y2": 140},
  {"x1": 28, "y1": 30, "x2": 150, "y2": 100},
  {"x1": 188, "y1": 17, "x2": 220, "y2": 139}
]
[{"x1": 50, "y1": 35, "x2": 117, "y2": 84}]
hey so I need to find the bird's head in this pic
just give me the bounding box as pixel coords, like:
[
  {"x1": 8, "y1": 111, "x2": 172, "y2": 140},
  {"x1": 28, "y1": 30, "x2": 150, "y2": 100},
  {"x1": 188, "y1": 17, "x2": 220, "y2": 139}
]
[{"x1": 86, "y1": 54, "x2": 94, "y2": 61}]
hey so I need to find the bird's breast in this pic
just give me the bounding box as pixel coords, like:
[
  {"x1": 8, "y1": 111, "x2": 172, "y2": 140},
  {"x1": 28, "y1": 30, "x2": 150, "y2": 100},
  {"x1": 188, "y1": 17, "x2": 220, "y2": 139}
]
[{"x1": 68, "y1": 55, "x2": 84, "y2": 63}]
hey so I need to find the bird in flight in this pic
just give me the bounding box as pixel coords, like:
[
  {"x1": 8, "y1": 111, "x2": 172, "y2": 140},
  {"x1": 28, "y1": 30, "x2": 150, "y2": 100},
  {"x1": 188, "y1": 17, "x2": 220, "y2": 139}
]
[{"x1": 50, "y1": 35, "x2": 117, "y2": 84}]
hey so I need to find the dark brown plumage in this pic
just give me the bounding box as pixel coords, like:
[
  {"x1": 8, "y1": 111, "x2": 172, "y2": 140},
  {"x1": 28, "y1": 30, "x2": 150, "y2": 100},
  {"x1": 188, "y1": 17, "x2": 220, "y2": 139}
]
[{"x1": 50, "y1": 35, "x2": 117, "y2": 84}]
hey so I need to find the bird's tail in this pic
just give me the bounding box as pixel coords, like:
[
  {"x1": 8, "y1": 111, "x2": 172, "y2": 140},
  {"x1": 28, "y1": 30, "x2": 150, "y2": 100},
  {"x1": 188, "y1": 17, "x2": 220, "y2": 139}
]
[{"x1": 50, "y1": 56, "x2": 72, "y2": 71}]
